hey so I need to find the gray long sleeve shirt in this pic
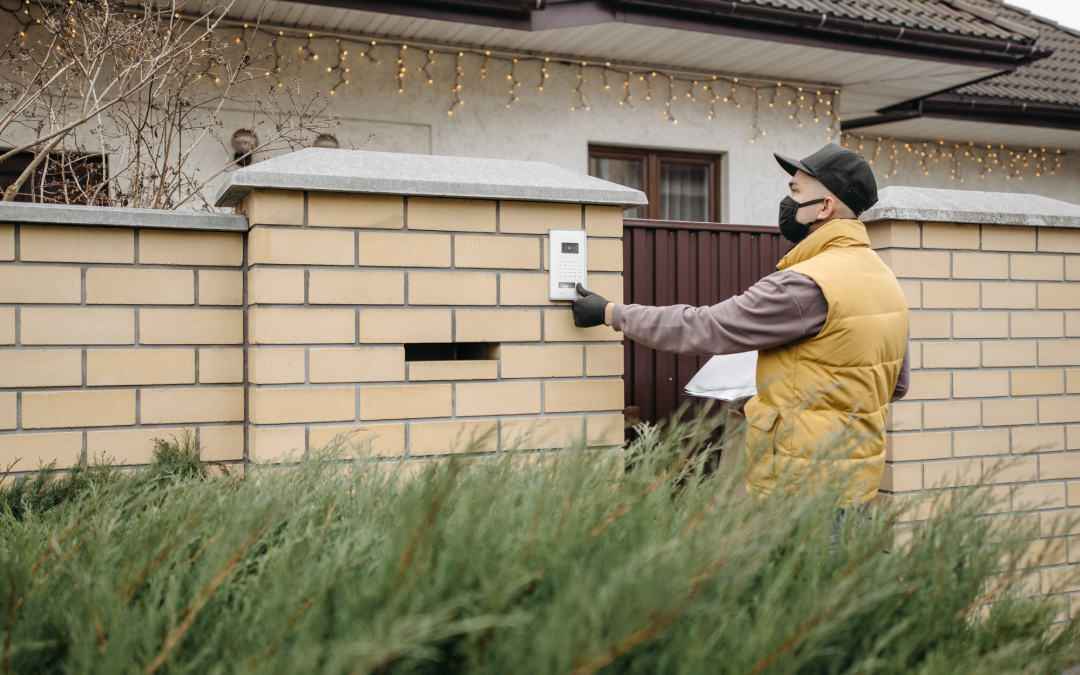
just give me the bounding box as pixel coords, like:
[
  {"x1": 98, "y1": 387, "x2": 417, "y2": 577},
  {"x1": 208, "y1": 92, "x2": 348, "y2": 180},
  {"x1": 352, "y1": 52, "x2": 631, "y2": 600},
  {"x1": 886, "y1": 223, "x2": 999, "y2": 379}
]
[{"x1": 611, "y1": 269, "x2": 910, "y2": 402}]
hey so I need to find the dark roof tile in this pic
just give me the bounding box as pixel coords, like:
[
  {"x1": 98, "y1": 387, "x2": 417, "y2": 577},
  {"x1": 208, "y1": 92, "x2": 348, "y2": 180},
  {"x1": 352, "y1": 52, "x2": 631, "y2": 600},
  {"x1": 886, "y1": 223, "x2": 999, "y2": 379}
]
[
  {"x1": 949, "y1": 0, "x2": 1080, "y2": 109},
  {"x1": 726, "y1": 0, "x2": 1027, "y2": 40},
  {"x1": 648, "y1": 0, "x2": 1077, "y2": 110}
]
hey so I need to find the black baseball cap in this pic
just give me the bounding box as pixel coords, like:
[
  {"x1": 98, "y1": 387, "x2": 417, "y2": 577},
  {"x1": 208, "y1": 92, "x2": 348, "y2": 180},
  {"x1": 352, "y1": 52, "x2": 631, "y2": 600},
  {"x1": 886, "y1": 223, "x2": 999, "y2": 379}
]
[{"x1": 774, "y1": 144, "x2": 878, "y2": 216}]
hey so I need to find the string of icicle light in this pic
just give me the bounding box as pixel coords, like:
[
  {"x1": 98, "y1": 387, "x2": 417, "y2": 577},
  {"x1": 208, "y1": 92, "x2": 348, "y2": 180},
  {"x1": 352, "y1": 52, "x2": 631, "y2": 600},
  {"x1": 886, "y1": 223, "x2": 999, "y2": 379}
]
[
  {"x1": 1, "y1": 3, "x2": 841, "y2": 143},
  {"x1": 243, "y1": 27, "x2": 843, "y2": 143},
  {"x1": 841, "y1": 135, "x2": 1065, "y2": 183}
]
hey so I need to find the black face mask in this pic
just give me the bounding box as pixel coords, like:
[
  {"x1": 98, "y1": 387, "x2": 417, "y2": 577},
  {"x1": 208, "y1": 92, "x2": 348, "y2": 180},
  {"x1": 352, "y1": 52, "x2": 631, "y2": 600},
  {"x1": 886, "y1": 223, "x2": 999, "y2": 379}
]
[{"x1": 778, "y1": 196, "x2": 825, "y2": 244}]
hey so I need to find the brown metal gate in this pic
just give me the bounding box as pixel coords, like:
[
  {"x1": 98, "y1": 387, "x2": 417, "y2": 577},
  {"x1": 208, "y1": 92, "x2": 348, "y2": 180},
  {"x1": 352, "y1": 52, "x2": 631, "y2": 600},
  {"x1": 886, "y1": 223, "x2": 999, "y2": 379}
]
[{"x1": 621, "y1": 218, "x2": 793, "y2": 425}]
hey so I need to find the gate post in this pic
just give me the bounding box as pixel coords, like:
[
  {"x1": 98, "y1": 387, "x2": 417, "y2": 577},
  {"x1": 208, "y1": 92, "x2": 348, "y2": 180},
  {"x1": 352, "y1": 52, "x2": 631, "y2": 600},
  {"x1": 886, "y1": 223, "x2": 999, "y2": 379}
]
[{"x1": 216, "y1": 149, "x2": 646, "y2": 464}]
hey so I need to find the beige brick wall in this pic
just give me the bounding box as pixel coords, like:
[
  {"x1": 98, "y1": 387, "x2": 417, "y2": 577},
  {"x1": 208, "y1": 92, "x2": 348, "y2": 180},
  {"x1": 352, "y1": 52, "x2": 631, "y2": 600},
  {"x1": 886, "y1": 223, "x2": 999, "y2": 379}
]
[
  {"x1": 0, "y1": 223, "x2": 245, "y2": 474},
  {"x1": 870, "y1": 219, "x2": 1080, "y2": 605},
  {"x1": 242, "y1": 190, "x2": 625, "y2": 465},
  {"x1": 1, "y1": 193, "x2": 625, "y2": 478}
]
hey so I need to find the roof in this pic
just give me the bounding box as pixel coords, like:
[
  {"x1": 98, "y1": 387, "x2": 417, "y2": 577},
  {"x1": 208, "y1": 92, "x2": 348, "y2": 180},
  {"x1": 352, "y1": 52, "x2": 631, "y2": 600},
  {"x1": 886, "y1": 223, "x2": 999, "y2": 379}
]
[
  {"x1": 215, "y1": 148, "x2": 650, "y2": 208},
  {"x1": 635, "y1": 1, "x2": 1079, "y2": 113},
  {"x1": 861, "y1": 185, "x2": 1080, "y2": 228},
  {"x1": 947, "y1": 0, "x2": 1080, "y2": 108},
  {"x1": 841, "y1": 0, "x2": 1080, "y2": 133},
  {"x1": 367, "y1": 0, "x2": 1038, "y2": 43},
  {"x1": 694, "y1": 0, "x2": 1030, "y2": 42}
]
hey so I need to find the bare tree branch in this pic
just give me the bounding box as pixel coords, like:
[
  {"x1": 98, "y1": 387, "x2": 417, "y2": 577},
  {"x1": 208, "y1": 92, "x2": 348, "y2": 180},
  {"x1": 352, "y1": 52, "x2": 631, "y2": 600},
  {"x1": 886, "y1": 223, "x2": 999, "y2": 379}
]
[{"x1": 1, "y1": 0, "x2": 333, "y2": 207}]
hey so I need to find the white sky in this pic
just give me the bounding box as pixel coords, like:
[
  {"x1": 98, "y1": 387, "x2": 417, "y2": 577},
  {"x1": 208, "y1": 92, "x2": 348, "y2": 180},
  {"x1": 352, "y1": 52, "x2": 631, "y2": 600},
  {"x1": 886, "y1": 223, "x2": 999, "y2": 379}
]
[{"x1": 1002, "y1": 0, "x2": 1080, "y2": 31}]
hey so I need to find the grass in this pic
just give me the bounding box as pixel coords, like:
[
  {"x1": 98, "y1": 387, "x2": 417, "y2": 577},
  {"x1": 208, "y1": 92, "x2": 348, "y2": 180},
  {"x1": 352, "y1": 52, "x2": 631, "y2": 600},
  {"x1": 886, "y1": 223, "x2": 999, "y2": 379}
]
[{"x1": 0, "y1": 412, "x2": 1077, "y2": 674}]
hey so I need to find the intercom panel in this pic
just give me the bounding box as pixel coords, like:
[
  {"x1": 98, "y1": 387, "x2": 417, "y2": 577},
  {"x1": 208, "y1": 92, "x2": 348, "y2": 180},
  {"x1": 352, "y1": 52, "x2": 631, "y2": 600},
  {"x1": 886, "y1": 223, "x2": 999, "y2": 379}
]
[{"x1": 548, "y1": 229, "x2": 588, "y2": 301}]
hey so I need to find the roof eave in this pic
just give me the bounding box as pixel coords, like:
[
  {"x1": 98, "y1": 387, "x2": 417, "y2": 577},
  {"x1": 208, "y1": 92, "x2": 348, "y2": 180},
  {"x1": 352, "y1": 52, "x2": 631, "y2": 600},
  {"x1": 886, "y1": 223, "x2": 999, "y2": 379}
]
[
  {"x1": 843, "y1": 95, "x2": 1080, "y2": 133},
  {"x1": 277, "y1": 0, "x2": 1051, "y2": 70},
  {"x1": 617, "y1": 0, "x2": 1049, "y2": 69}
]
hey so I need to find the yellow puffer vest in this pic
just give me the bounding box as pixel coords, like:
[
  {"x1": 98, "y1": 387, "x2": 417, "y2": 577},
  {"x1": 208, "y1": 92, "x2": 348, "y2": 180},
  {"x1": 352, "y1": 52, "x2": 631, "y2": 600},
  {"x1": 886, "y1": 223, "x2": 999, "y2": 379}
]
[{"x1": 743, "y1": 219, "x2": 908, "y2": 506}]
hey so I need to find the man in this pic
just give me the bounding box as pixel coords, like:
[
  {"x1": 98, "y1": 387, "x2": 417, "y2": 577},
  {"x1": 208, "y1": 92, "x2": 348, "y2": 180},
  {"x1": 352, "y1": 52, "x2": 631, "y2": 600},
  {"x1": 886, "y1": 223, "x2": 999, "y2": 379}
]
[{"x1": 572, "y1": 144, "x2": 909, "y2": 507}]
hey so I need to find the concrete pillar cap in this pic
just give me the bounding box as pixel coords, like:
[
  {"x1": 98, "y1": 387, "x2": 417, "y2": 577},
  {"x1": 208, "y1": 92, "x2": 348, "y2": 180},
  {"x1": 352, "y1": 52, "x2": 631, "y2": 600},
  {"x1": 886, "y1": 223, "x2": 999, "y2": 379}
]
[
  {"x1": 861, "y1": 185, "x2": 1080, "y2": 228},
  {"x1": 215, "y1": 148, "x2": 649, "y2": 209}
]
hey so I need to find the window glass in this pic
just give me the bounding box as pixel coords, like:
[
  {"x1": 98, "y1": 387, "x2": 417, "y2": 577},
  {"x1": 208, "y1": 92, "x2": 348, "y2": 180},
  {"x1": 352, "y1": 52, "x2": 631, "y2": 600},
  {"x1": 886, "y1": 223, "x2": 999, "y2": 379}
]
[
  {"x1": 660, "y1": 162, "x2": 709, "y2": 222},
  {"x1": 589, "y1": 156, "x2": 644, "y2": 219},
  {"x1": 0, "y1": 150, "x2": 107, "y2": 204}
]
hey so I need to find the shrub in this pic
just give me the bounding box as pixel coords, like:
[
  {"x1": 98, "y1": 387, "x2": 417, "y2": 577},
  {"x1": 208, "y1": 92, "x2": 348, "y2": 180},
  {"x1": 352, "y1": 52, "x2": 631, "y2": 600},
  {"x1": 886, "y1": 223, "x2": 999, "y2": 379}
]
[
  {"x1": 146, "y1": 431, "x2": 208, "y2": 482},
  {"x1": 0, "y1": 415, "x2": 1077, "y2": 674},
  {"x1": 0, "y1": 460, "x2": 118, "y2": 521},
  {"x1": 0, "y1": 432, "x2": 207, "y2": 521}
]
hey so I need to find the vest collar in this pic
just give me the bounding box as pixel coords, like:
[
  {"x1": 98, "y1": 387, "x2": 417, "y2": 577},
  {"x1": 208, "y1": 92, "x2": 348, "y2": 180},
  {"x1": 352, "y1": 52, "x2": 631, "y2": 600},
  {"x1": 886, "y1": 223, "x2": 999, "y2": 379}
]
[{"x1": 776, "y1": 218, "x2": 870, "y2": 271}]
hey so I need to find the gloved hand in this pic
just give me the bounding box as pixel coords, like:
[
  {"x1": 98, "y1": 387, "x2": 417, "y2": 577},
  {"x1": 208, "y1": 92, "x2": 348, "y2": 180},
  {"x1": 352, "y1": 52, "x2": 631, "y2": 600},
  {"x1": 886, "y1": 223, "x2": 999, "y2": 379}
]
[{"x1": 572, "y1": 283, "x2": 608, "y2": 328}]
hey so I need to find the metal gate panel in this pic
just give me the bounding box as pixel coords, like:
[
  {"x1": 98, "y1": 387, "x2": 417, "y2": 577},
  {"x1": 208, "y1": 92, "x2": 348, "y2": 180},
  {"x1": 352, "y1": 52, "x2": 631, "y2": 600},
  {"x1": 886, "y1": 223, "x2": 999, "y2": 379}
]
[{"x1": 621, "y1": 219, "x2": 792, "y2": 425}]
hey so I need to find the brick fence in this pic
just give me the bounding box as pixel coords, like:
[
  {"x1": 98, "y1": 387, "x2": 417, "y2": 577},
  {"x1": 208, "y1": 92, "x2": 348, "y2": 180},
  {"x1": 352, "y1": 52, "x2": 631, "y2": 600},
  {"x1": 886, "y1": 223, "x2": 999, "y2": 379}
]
[
  {"x1": 862, "y1": 186, "x2": 1080, "y2": 614},
  {"x1": 0, "y1": 149, "x2": 645, "y2": 475},
  {"x1": 2, "y1": 159, "x2": 1077, "y2": 602},
  {"x1": 0, "y1": 205, "x2": 248, "y2": 471}
]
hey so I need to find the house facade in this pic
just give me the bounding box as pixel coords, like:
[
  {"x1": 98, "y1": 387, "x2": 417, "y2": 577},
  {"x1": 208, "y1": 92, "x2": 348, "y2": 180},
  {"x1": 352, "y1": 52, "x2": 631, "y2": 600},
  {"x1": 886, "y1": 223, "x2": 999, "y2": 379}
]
[
  {"x1": 178, "y1": 0, "x2": 1080, "y2": 226},
  {"x1": 3, "y1": 1, "x2": 1078, "y2": 222}
]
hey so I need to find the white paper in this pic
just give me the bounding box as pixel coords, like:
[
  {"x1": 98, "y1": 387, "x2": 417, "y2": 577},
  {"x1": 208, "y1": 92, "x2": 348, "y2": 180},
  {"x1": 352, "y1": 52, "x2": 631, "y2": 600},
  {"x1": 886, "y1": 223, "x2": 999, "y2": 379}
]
[{"x1": 683, "y1": 351, "x2": 758, "y2": 401}]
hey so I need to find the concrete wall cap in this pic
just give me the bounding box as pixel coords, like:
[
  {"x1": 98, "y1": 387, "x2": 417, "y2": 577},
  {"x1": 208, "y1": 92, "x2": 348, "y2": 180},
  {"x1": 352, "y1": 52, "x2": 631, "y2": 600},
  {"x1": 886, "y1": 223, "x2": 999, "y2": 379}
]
[
  {"x1": 861, "y1": 185, "x2": 1080, "y2": 228},
  {"x1": 214, "y1": 148, "x2": 650, "y2": 208},
  {"x1": 0, "y1": 201, "x2": 248, "y2": 232}
]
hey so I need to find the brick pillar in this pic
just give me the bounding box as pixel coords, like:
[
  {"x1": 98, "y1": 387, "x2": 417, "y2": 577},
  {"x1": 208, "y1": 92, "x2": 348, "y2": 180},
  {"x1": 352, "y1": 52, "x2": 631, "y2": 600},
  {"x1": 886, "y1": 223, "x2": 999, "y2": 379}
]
[
  {"x1": 238, "y1": 188, "x2": 628, "y2": 464},
  {"x1": 866, "y1": 216, "x2": 1080, "y2": 607}
]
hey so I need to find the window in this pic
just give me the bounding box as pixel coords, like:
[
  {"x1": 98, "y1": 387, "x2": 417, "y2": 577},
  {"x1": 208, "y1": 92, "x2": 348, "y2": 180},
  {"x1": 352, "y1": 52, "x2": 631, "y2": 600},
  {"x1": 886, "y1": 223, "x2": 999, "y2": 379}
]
[
  {"x1": 588, "y1": 146, "x2": 720, "y2": 222},
  {"x1": 0, "y1": 150, "x2": 108, "y2": 204}
]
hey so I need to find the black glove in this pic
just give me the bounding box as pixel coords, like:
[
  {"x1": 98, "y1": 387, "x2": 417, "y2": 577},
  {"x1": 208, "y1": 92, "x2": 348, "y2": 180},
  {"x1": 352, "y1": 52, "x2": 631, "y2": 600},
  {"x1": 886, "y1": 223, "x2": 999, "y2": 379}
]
[{"x1": 572, "y1": 283, "x2": 608, "y2": 328}]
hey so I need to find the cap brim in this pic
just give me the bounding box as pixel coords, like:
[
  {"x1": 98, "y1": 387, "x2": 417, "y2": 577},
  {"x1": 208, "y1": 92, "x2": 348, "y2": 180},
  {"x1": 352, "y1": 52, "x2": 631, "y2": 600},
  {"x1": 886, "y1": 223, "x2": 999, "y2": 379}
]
[{"x1": 774, "y1": 153, "x2": 812, "y2": 177}]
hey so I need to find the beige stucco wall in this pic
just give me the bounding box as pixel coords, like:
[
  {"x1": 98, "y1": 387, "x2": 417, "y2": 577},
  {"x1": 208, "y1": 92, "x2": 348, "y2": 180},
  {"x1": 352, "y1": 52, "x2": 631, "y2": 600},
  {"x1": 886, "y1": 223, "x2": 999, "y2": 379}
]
[
  {"x1": 869, "y1": 219, "x2": 1080, "y2": 613},
  {"x1": 0, "y1": 11, "x2": 838, "y2": 223},
  {"x1": 246, "y1": 32, "x2": 1079, "y2": 220},
  {"x1": 173, "y1": 44, "x2": 1080, "y2": 221},
  {"x1": 308, "y1": 63, "x2": 834, "y2": 227},
  {"x1": 238, "y1": 30, "x2": 1079, "y2": 218},
  {"x1": 846, "y1": 136, "x2": 1080, "y2": 208},
  {"x1": 0, "y1": 223, "x2": 246, "y2": 472}
]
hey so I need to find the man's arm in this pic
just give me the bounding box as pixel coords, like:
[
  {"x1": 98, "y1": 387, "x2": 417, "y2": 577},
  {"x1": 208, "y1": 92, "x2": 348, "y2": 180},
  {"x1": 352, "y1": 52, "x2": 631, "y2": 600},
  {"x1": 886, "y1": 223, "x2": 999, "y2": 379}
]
[
  {"x1": 609, "y1": 270, "x2": 828, "y2": 356},
  {"x1": 605, "y1": 270, "x2": 911, "y2": 401}
]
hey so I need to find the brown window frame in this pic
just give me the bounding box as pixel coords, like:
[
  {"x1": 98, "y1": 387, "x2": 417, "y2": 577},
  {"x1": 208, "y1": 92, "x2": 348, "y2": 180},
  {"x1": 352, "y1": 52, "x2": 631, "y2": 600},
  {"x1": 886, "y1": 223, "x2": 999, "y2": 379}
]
[{"x1": 588, "y1": 145, "x2": 721, "y2": 222}]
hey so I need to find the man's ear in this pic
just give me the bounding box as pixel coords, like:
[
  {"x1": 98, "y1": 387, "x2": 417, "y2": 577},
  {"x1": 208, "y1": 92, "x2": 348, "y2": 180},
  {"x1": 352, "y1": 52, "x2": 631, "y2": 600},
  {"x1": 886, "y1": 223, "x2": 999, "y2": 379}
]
[{"x1": 817, "y1": 196, "x2": 835, "y2": 221}]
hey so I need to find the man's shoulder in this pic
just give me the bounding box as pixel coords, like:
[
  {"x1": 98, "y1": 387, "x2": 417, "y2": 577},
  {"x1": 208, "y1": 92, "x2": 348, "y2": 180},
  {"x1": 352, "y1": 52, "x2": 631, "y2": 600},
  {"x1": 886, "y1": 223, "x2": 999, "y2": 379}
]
[
  {"x1": 745, "y1": 269, "x2": 825, "y2": 313},
  {"x1": 760, "y1": 268, "x2": 823, "y2": 293}
]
